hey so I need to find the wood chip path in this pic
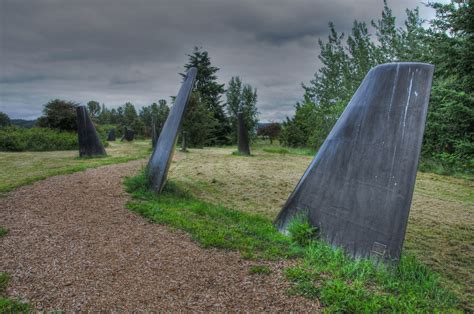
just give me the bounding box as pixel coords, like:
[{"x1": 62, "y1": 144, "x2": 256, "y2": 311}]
[{"x1": 0, "y1": 160, "x2": 319, "y2": 312}]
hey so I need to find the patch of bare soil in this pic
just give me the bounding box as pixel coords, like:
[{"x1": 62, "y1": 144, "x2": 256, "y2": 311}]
[{"x1": 0, "y1": 159, "x2": 319, "y2": 311}]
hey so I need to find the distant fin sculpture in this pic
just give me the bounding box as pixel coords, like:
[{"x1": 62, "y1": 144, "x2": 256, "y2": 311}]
[
  {"x1": 275, "y1": 62, "x2": 434, "y2": 261},
  {"x1": 76, "y1": 106, "x2": 106, "y2": 157},
  {"x1": 107, "y1": 128, "x2": 116, "y2": 141},
  {"x1": 237, "y1": 112, "x2": 250, "y2": 155},
  {"x1": 146, "y1": 67, "x2": 197, "y2": 193}
]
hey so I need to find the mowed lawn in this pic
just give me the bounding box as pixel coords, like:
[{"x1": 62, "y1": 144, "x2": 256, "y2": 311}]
[
  {"x1": 1, "y1": 144, "x2": 472, "y2": 309},
  {"x1": 0, "y1": 141, "x2": 150, "y2": 195},
  {"x1": 168, "y1": 147, "x2": 474, "y2": 310}
]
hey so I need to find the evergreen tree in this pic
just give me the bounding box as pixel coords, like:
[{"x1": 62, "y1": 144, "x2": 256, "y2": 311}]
[
  {"x1": 181, "y1": 47, "x2": 230, "y2": 145},
  {"x1": 0, "y1": 112, "x2": 11, "y2": 127},
  {"x1": 181, "y1": 91, "x2": 217, "y2": 148}
]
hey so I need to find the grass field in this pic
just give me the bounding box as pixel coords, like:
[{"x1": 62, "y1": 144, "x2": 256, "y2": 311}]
[
  {"x1": 1, "y1": 142, "x2": 472, "y2": 310},
  {"x1": 165, "y1": 147, "x2": 473, "y2": 310},
  {"x1": 0, "y1": 140, "x2": 151, "y2": 196}
]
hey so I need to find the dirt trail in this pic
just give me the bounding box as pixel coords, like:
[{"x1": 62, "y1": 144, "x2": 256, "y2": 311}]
[{"x1": 0, "y1": 159, "x2": 319, "y2": 312}]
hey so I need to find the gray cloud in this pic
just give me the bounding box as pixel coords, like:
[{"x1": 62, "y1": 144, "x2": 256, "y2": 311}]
[{"x1": 0, "y1": 0, "x2": 442, "y2": 120}]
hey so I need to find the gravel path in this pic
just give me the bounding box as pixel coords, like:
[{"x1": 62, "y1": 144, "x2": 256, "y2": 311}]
[{"x1": 0, "y1": 159, "x2": 319, "y2": 312}]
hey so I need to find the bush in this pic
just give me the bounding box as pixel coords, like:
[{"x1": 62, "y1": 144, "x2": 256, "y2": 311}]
[
  {"x1": 36, "y1": 99, "x2": 78, "y2": 131},
  {"x1": 0, "y1": 127, "x2": 78, "y2": 152}
]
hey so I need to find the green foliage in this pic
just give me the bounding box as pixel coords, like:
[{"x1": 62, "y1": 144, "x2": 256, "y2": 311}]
[
  {"x1": 423, "y1": 80, "x2": 473, "y2": 172},
  {"x1": 0, "y1": 272, "x2": 30, "y2": 313},
  {"x1": 181, "y1": 47, "x2": 230, "y2": 146},
  {"x1": 36, "y1": 99, "x2": 78, "y2": 131},
  {"x1": 249, "y1": 265, "x2": 272, "y2": 275},
  {"x1": 182, "y1": 91, "x2": 218, "y2": 148},
  {"x1": 0, "y1": 127, "x2": 78, "y2": 152},
  {"x1": 0, "y1": 273, "x2": 8, "y2": 294},
  {"x1": 257, "y1": 123, "x2": 281, "y2": 144},
  {"x1": 139, "y1": 100, "x2": 170, "y2": 138},
  {"x1": 0, "y1": 227, "x2": 8, "y2": 237},
  {"x1": 284, "y1": 220, "x2": 459, "y2": 312},
  {"x1": 0, "y1": 299, "x2": 30, "y2": 313},
  {"x1": 0, "y1": 112, "x2": 11, "y2": 128},
  {"x1": 281, "y1": 0, "x2": 473, "y2": 175},
  {"x1": 124, "y1": 172, "x2": 298, "y2": 260},
  {"x1": 226, "y1": 76, "x2": 259, "y2": 143},
  {"x1": 86, "y1": 100, "x2": 101, "y2": 119}
]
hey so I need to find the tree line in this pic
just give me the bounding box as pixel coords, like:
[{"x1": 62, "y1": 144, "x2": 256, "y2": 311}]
[
  {"x1": 280, "y1": 0, "x2": 473, "y2": 173},
  {"x1": 1, "y1": 47, "x2": 259, "y2": 148}
]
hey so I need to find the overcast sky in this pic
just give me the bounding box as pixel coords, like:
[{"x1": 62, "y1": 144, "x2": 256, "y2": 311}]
[{"x1": 0, "y1": 0, "x2": 442, "y2": 121}]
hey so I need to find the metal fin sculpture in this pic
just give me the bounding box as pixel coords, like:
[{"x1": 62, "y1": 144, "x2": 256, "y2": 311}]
[
  {"x1": 77, "y1": 106, "x2": 107, "y2": 157},
  {"x1": 237, "y1": 112, "x2": 251, "y2": 155},
  {"x1": 146, "y1": 67, "x2": 197, "y2": 193},
  {"x1": 107, "y1": 128, "x2": 116, "y2": 141},
  {"x1": 151, "y1": 117, "x2": 158, "y2": 148},
  {"x1": 275, "y1": 62, "x2": 434, "y2": 261},
  {"x1": 121, "y1": 127, "x2": 134, "y2": 142}
]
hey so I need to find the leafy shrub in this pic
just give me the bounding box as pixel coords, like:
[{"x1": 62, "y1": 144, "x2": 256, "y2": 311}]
[{"x1": 0, "y1": 127, "x2": 78, "y2": 151}]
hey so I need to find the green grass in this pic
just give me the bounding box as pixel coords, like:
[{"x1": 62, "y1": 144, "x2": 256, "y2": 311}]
[
  {"x1": 231, "y1": 151, "x2": 253, "y2": 157},
  {"x1": 0, "y1": 273, "x2": 30, "y2": 313},
  {"x1": 249, "y1": 265, "x2": 272, "y2": 275},
  {"x1": 125, "y1": 172, "x2": 460, "y2": 312},
  {"x1": 0, "y1": 273, "x2": 9, "y2": 295},
  {"x1": 125, "y1": 173, "x2": 300, "y2": 260},
  {"x1": 0, "y1": 227, "x2": 8, "y2": 237},
  {"x1": 254, "y1": 141, "x2": 315, "y2": 156},
  {"x1": 0, "y1": 141, "x2": 151, "y2": 195},
  {"x1": 419, "y1": 158, "x2": 473, "y2": 181},
  {"x1": 284, "y1": 220, "x2": 459, "y2": 312}
]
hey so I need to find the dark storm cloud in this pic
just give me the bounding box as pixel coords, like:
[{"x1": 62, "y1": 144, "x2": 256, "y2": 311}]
[{"x1": 0, "y1": 0, "x2": 440, "y2": 120}]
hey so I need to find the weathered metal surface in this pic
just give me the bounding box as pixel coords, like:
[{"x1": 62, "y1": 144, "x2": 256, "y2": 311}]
[
  {"x1": 146, "y1": 67, "x2": 197, "y2": 193},
  {"x1": 237, "y1": 112, "x2": 250, "y2": 155},
  {"x1": 275, "y1": 62, "x2": 434, "y2": 261},
  {"x1": 76, "y1": 106, "x2": 106, "y2": 157}
]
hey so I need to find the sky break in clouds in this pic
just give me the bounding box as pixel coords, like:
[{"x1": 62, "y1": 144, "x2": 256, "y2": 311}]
[{"x1": 0, "y1": 0, "x2": 442, "y2": 121}]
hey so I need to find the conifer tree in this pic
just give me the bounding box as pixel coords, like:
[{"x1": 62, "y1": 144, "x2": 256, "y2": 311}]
[{"x1": 181, "y1": 47, "x2": 230, "y2": 145}]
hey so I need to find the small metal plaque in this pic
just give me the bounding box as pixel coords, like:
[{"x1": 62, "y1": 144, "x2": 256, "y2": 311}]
[{"x1": 371, "y1": 242, "x2": 387, "y2": 258}]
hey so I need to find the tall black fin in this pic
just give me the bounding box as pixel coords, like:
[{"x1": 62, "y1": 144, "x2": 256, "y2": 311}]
[
  {"x1": 275, "y1": 62, "x2": 434, "y2": 261},
  {"x1": 146, "y1": 67, "x2": 197, "y2": 193},
  {"x1": 237, "y1": 112, "x2": 251, "y2": 155},
  {"x1": 76, "y1": 106, "x2": 106, "y2": 157}
]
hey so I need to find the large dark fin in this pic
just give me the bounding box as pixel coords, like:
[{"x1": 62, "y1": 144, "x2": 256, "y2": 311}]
[
  {"x1": 76, "y1": 106, "x2": 106, "y2": 157},
  {"x1": 146, "y1": 67, "x2": 197, "y2": 193},
  {"x1": 275, "y1": 62, "x2": 434, "y2": 262}
]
